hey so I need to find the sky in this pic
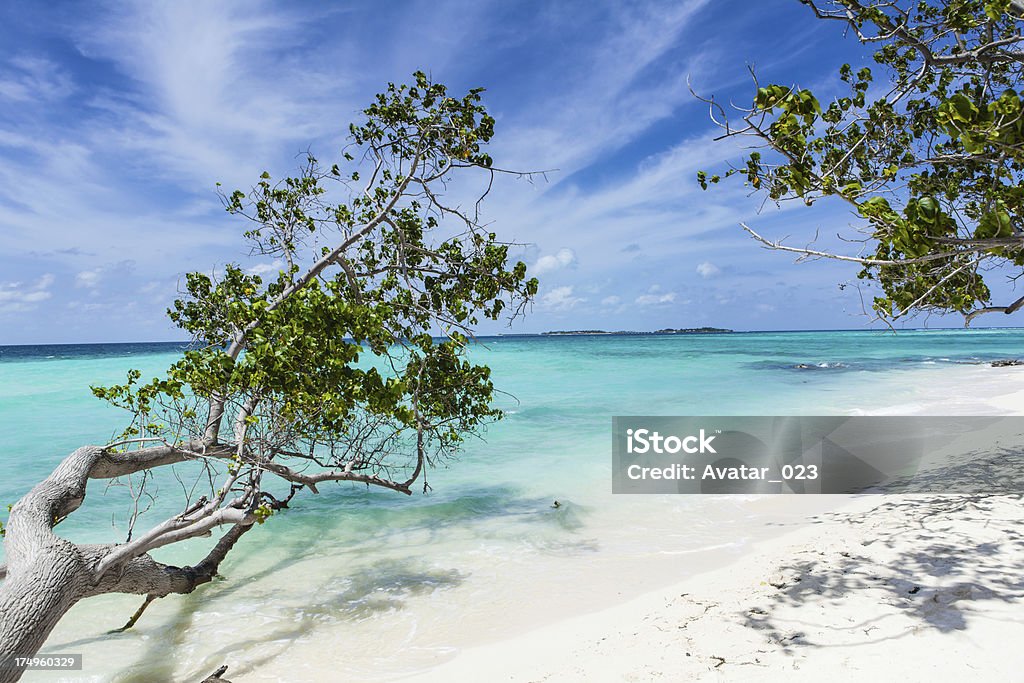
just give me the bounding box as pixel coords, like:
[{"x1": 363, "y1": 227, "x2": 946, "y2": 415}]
[{"x1": 1, "y1": 0, "x2": 1021, "y2": 344}]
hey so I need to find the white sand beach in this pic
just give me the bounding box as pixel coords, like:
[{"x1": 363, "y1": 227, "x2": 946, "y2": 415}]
[
  {"x1": 414, "y1": 492, "x2": 1024, "y2": 681},
  {"x1": 407, "y1": 366, "x2": 1024, "y2": 682},
  {"x1": 8, "y1": 3, "x2": 1024, "y2": 682},
  {"x1": 31, "y1": 363, "x2": 1024, "y2": 682}
]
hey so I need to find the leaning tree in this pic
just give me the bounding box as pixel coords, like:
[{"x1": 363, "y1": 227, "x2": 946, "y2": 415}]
[
  {"x1": 699, "y1": 0, "x2": 1024, "y2": 325},
  {"x1": 0, "y1": 72, "x2": 537, "y2": 681}
]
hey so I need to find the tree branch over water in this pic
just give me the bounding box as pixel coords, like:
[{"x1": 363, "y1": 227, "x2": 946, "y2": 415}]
[
  {"x1": 699, "y1": 1, "x2": 1024, "y2": 325},
  {"x1": 0, "y1": 72, "x2": 537, "y2": 682}
]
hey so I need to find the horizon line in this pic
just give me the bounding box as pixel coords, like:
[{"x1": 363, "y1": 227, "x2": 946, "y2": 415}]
[{"x1": 3, "y1": 325, "x2": 1024, "y2": 348}]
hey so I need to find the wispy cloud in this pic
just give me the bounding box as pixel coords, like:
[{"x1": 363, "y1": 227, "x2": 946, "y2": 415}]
[
  {"x1": 72, "y1": 261, "x2": 134, "y2": 291},
  {"x1": 0, "y1": 273, "x2": 54, "y2": 313},
  {"x1": 493, "y1": 0, "x2": 712, "y2": 176},
  {"x1": 0, "y1": 56, "x2": 74, "y2": 103},
  {"x1": 73, "y1": 1, "x2": 350, "y2": 190},
  {"x1": 0, "y1": 0, "x2": 924, "y2": 341}
]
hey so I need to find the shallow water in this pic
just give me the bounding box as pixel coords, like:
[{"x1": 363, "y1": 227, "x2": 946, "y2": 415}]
[{"x1": 2, "y1": 329, "x2": 1023, "y2": 681}]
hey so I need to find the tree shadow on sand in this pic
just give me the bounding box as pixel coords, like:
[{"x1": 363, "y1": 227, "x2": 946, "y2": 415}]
[
  {"x1": 741, "y1": 492, "x2": 1024, "y2": 654},
  {"x1": 877, "y1": 443, "x2": 1024, "y2": 494}
]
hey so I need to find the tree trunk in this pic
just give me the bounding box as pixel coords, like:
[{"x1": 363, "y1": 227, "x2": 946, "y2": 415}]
[
  {"x1": 0, "y1": 542, "x2": 89, "y2": 683},
  {"x1": 0, "y1": 447, "x2": 99, "y2": 681},
  {"x1": 0, "y1": 446, "x2": 251, "y2": 682}
]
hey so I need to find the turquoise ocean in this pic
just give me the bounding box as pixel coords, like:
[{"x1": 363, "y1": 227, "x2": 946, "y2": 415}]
[{"x1": 1, "y1": 329, "x2": 1022, "y2": 681}]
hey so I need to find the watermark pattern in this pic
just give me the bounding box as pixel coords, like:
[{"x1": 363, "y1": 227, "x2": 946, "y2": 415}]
[
  {"x1": 612, "y1": 416, "x2": 1024, "y2": 494},
  {"x1": 0, "y1": 655, "x2": 82, "y2": 671}
]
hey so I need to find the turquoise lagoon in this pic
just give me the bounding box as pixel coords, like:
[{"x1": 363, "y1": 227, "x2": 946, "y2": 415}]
[{"x1": 1, "y1": 329, "x2": 1022, "y2": 681}]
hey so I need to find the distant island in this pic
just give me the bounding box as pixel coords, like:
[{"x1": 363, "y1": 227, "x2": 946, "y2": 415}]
[{"x1": 541, "y1": 327, "x2": 733, "y2": 336}]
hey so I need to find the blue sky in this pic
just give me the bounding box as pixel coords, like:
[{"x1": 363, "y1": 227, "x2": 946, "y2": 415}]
[{"x1": 0, "y1": 0, "x2": 1019, "y2": 343}]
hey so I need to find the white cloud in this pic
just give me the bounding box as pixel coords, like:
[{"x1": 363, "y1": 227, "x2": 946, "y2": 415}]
[
  {"x1": 696, "y1": 261, "x2": 721, "y2": 279},
  {"x1": 246, "y1": 259, "x2": 284, "y2": 276},
  {"x1": 75, "y1": 269, "x2": 102, "y2": 288},
  {"x1": 0, "y1": 273, "x2": 55, "y2": 313},
  {"x1": 20, "y1": 290, "x2": 50, "y2": 303},
  {"x1": 532, "y1": 248, "x2": 577, "y2": 276},
  {"x1": 539, "y1": 285, "x2": 585, "y2": 312},
  {"x1": 635, "y1": 285, "x2": 677, "y2": 306},
  {"x1": 601, "y1": 295, "x2": 621, "y2": 306},
  {"x1": 0, "y1": 4, "x2": 356, "y2": 273},
  {"x1": 73, "y1": 261, "x2": 137, "y2": 291},
  {"x1": 635, "y1": 292, "x2": 677, "y2": 305}
]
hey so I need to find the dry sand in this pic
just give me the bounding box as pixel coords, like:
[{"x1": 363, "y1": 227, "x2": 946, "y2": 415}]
[
  {"x1": 408, "y1": 367, "x2": 1024, "y2": 681},
  {"x1": 37, "y1": 366, "x2": 1024, "y2": 682},
  {"x1": 411, "y1": 493, "x2": 1024, "y2": 681}
]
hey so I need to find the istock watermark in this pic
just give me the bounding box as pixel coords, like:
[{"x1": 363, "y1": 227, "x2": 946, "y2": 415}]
[
  {"x1": 612, "y1": 416, "x2": 1024, "y2": 494},
  {"x1": 625, "y1": 428, "x2": 718, "y2": 454}
]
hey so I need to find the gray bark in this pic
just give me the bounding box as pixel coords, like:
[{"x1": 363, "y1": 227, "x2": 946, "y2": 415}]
[
  {"x1": 0, "y1": 445, "x2": 250, "y2": 683},
  {"x1": 0, "y1": 447, "x2": 99, "y2": 681}
]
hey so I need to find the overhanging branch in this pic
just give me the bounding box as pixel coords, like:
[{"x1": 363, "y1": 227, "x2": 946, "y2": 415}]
[
  {"x1": 740, "y1": 223, "x2": 959, "y2": 266},
  {"x1": 964, "y1": 294, "x2": 1024, "y2": 326}
]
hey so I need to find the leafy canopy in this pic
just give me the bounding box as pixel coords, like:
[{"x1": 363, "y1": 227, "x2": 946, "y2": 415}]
[
  {"x1": 700, "y1": 0, "x2": 1024, "y2": 324},
  {"x1": 93, "y1": 72, "x2": 537, "y2": 509}
]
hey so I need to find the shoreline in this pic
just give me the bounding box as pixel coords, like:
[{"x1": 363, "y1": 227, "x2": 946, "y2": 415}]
[
  {"x1": 404, "y1": 365, "x2": 1024, "y2": 681},
  {"x1": 412, "y1": 492, "x2": 1024, "y2": 681},
  {"x1": 28, "y1": 362, "x2": 1024, "y2": 681}
]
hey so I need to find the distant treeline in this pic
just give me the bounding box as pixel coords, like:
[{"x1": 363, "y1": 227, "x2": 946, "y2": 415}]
[{"x1": 541, "y1": 327, "x2": 732, "y2": 336}]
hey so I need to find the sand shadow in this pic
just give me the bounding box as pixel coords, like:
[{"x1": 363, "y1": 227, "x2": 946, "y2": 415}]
[{"x1": 741, "y1": 493, "x2": 1024, "y2": 654}]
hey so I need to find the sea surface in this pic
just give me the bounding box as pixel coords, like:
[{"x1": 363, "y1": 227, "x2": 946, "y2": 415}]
[{"x1": 1, "y1": 329, "x2": 1022, "y2": 682}]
